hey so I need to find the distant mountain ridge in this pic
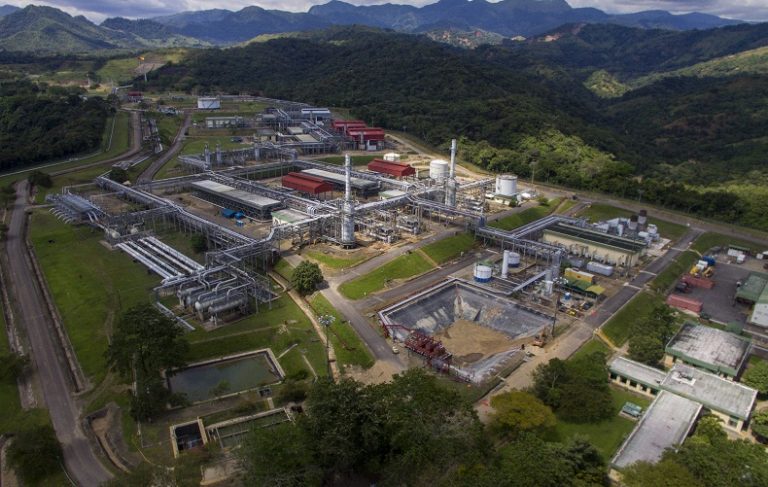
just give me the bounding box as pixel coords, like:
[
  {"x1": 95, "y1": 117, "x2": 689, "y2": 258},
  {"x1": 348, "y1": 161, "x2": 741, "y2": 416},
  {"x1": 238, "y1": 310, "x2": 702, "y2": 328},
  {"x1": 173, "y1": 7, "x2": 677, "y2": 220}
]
[{"x1": 0, "y1": 0, "x2": 750, "y2": 53}]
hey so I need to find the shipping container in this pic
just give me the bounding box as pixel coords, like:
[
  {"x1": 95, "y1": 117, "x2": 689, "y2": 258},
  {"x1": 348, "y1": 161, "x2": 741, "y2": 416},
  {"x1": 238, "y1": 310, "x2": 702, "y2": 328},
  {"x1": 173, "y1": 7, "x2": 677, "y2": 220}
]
[
  {"x1": 666, "y1": 294, "x2": 703, "y2": 313},
  {"x1": 681, "y1": 274, "x2": 715, "y2": 289},
  {"x1": 565, "y1": 268, "x2": 596, "y2": 284}
]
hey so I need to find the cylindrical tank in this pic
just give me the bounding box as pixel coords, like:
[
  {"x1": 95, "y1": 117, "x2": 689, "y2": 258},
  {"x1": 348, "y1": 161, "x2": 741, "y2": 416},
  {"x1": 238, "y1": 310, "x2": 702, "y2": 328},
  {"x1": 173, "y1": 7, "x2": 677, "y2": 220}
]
[
  {"x1": 495, "y1": 174, "x2": 518, "y2": 197},
  {"x1": 508, "y1": 251, "x2": 521, "y2": 268},
  {"x1": 474, "y1": 263, "x2": 493, "y2": 283},
  {"x1": 501, "y1": 251, "x2": 510, "y2": 279},
  {"x1": 628, "y1": 215, "x2": 638, "y2": 231},
  {"x1": 544, "y1": 280, "x2": 554, "y2": 296},
  {"x1": 429, "y1": 159, "x2": 449, "y2": 179},
  {"x1": 638, "y1": 209, "x2": 648, "y2": 228},
  {"x1": 383, "y1": 152, "x2": 400, "y2": 162}
]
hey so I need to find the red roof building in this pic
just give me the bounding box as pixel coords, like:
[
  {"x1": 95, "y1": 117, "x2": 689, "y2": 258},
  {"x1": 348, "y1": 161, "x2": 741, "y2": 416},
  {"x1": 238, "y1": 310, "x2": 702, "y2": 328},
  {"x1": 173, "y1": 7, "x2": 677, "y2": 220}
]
[
  {"x1": 282, "y1": 172, "x2": 333, "y2": 195},
  {"x1": 332, "y1": 120, "x2": 367, "y2": 133},
  {"x1": 347, "y1": 128, "x2": 386, "y2": 142},
  {"x1": 368, "y1": 159, "x2": 415, "y2": 178}
]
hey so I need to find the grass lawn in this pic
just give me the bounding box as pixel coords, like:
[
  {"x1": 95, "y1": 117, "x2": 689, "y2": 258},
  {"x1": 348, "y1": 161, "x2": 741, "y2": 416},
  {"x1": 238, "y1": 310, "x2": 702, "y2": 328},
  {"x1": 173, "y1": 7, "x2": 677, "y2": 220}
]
[
  {"x1": 185, "y1": 295, "x2": 328, "y2": 380},
  {"x1": 318, "y1": 155, "x2": 379, "y2": 166},
  {"x1": 691, "y1": 232, "x2": 764, "y2": 254},
  {"x1": 489, "y1": 198, "x2": 561, "y2": 231},
  {"x1": 555, "y1": 199, "x2": 579, "y2": 214},
  {"x1": 338, "y1": 252, "x2": 434, "y2": 300},
  {"x1": 548, "y1": 387, "x2": 652, "y2": 459},
  {"x1": 273, "y1": 259, "x2": 295, "y2": 282},
  {"x1": 601, "y1": 292, "x2": 663, "y2": 346},
  {"x1": 154, "y1": 113, "x2": 183, "y2": 146},
  {"x1": 155, "y1": 136, "x2": 250, "y2": 180},
  {"x1": 421, "y1": 232, "x2": 476, "y2": 264},
  {"x1": 569, "y1": 338, "x2": 612, "y2": 362},
  {"x1": 308, "y1": 294, "x2": 374, "y2": 370},
  {"x1": 29, "y1": 211, "x2": 160, "y2": 384},
  {"x1": 2, "y1": 110, "x2": 132, "y2": 193},
  {"x1": 304, "y1": 250, "x2": 369, "y2": 269},
  {"x1": 0, "y1": 301, "x2": 22, "y2": 435},
  {"x1": 649, "y1": 250, "x2": 699, "y2": 293},
  {"x1": 577, "y1": 203, "x2": 687, "y2": 241}
]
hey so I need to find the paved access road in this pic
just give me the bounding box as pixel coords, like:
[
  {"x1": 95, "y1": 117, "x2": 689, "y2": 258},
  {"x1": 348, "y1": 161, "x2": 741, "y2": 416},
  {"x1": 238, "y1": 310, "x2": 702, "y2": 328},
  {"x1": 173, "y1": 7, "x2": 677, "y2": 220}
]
[
  {"x1": 137, "y1": 112, "x2": 192, "y2": 184},
  {"x1": 6, "y1": 182, "x2": 112, "y2": 486}
]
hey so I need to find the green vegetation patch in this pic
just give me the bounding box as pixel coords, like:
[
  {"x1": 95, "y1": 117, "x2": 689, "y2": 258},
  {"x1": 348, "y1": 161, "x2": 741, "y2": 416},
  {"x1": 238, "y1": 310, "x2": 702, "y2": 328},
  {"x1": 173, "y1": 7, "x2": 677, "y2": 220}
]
[
  {"x1": 338, "y1": 252, "x2": 434, "y2": 300},
  {"x1": 29, "y1": 211, "x2": 159, "y2": 384},
  {"x1": 308, "y1": 294, "x2": 374, "y2": 370},
  {"x1": 0, "y1": 302, "x2": 22, "y2": 435},
  {"x1": 304, "y1": 250, "x2": 369, "y2": 269},
  {"x1": 273, "y1": 259, "x2": 295, "y2": 282},
  {"x1": 420, "y1": 232, "x2": 476, "y2": 264},
  {"x1": 547, "y1": 387, "x2": 651, "y2": 459},
  {"x1": 650, "y1": 250, "x2": 699, "y2": 293},
  {"x1": 691, "y1": 232, "x2": 763, "y2": 255},
  {"x1": 601, "y1": 292, "x2": 664, "y2": 346},
  {"x1": 185, "y1": 295, "x2": 327, "y2": 379},
  {"x1": 490, "y1": 199, "x2": 561, "y2": 231},
  {"x1": 569, "y1": 338, "x2": 612, "y2": 362}
]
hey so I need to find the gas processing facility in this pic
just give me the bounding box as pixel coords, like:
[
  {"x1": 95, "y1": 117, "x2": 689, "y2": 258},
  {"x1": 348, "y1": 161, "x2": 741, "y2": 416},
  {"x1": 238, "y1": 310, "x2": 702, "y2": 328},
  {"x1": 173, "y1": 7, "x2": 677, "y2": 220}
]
[{"x1": 48, "y1": 97, "x2": 663, "y2": 383}]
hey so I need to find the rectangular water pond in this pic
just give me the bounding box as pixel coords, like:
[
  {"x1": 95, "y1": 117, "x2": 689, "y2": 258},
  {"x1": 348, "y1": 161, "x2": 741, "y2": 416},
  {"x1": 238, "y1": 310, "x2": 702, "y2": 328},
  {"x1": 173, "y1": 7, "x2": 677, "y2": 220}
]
[{"x1": 167, "y1": 350, "x2": 283, "y2": 403}]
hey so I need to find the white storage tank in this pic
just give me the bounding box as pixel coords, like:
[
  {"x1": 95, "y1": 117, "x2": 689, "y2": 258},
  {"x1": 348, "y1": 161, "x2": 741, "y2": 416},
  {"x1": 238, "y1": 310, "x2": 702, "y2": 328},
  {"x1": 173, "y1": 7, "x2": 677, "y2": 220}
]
[
  {"x1": 508, "y1": 251, "x2": 521, "y2": 268},
  {"x1": 474, "y1": 263, "x2": 493, "y2": 283},
  {"x1": 586, "y1": 261, "x2": 614, "y2": 277},
  {"x1": 429, "y1": 159, "x2": 449, "y2": 179},
  {"x1": 495, "y1": 174, "x2": 518, "y2": 197},
  {"x1": 383, "y1": 152, "x2": 401, "y2": 162}
]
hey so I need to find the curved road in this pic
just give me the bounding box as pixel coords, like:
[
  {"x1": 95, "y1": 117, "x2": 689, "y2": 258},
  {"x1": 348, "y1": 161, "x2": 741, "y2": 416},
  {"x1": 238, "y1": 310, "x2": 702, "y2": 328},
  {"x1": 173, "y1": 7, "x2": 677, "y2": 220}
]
[
  {"x1": 6, "y1": 181, "x2": 112, "y2": 486},
  {"x1": 137, "y1": 112, "x2": 191, "y2": 184}
]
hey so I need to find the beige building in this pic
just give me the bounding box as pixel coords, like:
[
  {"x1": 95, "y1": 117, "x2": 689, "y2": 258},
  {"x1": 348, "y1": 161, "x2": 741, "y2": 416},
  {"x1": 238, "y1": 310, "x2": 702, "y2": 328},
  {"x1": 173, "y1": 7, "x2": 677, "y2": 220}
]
[{"x1": 542, "y1": 223, "x2": 646, "y2": 267}]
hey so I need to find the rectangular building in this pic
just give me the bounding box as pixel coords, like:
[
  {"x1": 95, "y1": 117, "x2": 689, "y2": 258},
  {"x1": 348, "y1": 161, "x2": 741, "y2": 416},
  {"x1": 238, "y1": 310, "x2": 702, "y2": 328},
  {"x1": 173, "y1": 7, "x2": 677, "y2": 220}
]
[
  {"x1": 664, "y1": 323, "x2": 751, "y2": 379},
  {"x1": 750, "y1": 285, "x2": 768, "y2": 328},
  {"x1": 541, "y1": 223, "x2": 646, "y2": 267},
  {"x1": 368, "y1": 159, "x2": 416, "y2": 178},
  {"x1": 190, "y1": 180, "x2": 282, "y2": 220},
  {"x1": 736, "y1": 272, "x2": 767, "y2": 305},
  {"x1": 205, "y1": 116, "x2": 244, "y2": 129},
  {"x1": 197, "y1": 97, "x2": 221, "y2": 110},
  {"x1": 611, "y1": 391, "x2": 701, "y2": 470},
  {"x1": 300, "y1": 168, "x2": 379, "y2": 196}
]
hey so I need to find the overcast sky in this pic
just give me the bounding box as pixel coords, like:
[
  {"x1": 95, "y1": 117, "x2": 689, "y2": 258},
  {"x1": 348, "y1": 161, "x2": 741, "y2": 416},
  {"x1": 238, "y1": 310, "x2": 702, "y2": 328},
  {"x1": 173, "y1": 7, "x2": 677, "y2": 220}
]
[{"x1": 5, "y1": 0, "x2": 768, "y2": 23}]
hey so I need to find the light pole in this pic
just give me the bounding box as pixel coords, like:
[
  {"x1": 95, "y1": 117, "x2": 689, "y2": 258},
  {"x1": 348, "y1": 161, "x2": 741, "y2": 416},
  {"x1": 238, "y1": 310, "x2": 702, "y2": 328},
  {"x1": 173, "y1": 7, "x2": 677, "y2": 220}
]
[{"x1": 318, "y1": 314, "x2": 335, "y2": 379}]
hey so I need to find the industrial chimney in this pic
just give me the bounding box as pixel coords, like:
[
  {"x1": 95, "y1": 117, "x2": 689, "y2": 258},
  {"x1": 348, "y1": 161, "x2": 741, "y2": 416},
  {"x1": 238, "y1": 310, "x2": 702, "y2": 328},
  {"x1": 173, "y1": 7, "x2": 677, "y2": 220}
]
[
  {"x1": 340, "y1": 154, "x2": 356, "y2": 247},
  {"x1": 445, "y1": 138, "x2": 458, "y2": 207}
]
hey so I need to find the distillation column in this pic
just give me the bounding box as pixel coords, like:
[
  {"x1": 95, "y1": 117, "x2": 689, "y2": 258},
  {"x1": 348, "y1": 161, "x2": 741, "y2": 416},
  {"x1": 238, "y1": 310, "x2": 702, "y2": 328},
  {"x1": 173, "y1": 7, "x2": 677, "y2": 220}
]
[
  {"x1": 445, "y1": 138, "x2": 458, "y2": 207},
  {"x1": 340, "y1": 154, "x2": 356, "y2": 247}
]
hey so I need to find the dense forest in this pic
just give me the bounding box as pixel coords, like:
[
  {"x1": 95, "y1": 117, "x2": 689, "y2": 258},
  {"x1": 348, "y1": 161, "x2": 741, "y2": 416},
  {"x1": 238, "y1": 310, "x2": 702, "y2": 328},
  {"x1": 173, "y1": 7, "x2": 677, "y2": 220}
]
[
  {"x1": 143, "y1": 28, "x2": 768, "y2": 230},
  {"x1": 0, "y1": 80, "x2": 111, "y2": 171}
]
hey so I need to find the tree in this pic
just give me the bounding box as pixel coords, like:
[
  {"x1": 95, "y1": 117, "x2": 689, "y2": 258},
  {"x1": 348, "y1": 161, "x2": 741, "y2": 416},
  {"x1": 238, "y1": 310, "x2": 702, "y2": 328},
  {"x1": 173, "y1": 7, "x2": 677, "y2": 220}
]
[
  {"x1": 750, "y1": 409, "x2": 768, "y2": 440},
  {"x1": 0, "y1": 185, "x2": 16, "y2": 208},
  {"x1": 130, "y1": 373, "x2": 173, "y2": 421},
  {"x1": 0, "y1": 351, "x2": 30, "y2": 381},
  {"x1": 628, "y1": 334, "x2": 664, "y2": 366},
  {"x1": 742, "y1": 360, "x2": 768, "y2": 395},
  {"x1": 0, "y1": 222, "x2": 8, "y2": 241},
  {"x1": 622, "y1": 459, "x2": 701, "y2": 487},
  {"x1": 490, "y1": 390, "x2": 556, "y2": 437},
  {"x1": 190, "y1": 234, "x2": 208, "y2": 254},
  {"x1": 7, "y1": 424, "x2": 63, "y2": 484},
  {"x1": 239, "y1": 422, "x2": 321, "y2": 487},
  {"x1": 27, "y1": 170, "x2": 52, "y2": 188},
  {"x1": 109, "y1": 167, "x2": 129, "y2": 183},
  {"x1": 105, "y1": 304, "x2": 188, "y2": 379},
  {"x1": 291, "y1": 261, "x2": 323, "y2": 295}
]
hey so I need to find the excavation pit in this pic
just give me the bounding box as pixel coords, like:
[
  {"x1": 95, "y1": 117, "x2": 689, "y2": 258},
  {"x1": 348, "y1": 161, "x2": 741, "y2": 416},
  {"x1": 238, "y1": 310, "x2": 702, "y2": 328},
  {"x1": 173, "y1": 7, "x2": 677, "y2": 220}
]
[{"x1": 380, "y1": 279, "x2": 552, "y2": 383}]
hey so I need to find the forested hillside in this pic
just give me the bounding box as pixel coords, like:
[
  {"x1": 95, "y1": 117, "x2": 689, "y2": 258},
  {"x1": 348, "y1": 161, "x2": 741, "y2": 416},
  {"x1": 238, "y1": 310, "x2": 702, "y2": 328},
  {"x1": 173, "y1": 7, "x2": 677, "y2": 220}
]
[
  {"x1": 143, "y1": 28, "x2": 768, "y2": 230},
  {"x1": 0, "y1": 81, "x2": 111, "y2": 171}
]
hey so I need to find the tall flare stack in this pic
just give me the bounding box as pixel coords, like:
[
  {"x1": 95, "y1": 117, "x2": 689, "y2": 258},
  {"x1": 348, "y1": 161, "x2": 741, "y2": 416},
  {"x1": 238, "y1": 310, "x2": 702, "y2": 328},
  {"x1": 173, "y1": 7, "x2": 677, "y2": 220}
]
[
  {"x1": 445, "y1": 138, "x2": 458, "y2": 207},
  {"x1": 341, "y1": 153, "x2": 356, "y2": 247}
]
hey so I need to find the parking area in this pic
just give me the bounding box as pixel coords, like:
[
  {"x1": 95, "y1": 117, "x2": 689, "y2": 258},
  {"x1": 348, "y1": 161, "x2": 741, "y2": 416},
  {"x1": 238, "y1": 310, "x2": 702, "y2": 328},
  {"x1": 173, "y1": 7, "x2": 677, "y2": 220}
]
[{"x1": 685, "y1": 260, "x2": 753, "y2": 325}]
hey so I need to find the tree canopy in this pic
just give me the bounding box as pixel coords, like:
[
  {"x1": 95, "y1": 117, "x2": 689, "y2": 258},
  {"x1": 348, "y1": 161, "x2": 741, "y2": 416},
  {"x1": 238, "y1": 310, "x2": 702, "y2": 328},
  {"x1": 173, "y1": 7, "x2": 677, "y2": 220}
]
[
  {"x1": 7, "y1": 424, "x2": 63, "y2": 484},
  {"x1": 742, "y1": 360, "x2": 768, "y2": 395},
  {"x1": 490, "y1": 390, "x2": 556, "y2": 437},
  {"x1": 291, "y1": 261, "x2": 323, "y2": 295}
]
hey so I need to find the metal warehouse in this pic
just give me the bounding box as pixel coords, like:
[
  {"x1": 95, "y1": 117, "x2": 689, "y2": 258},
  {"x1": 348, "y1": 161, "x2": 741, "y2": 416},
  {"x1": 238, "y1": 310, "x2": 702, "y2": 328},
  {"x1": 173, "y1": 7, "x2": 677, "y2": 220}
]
[
  {"x1": 542, "y1": 222, "x2": 646, "y2": 267},
  {"x1": 281, "y1": 172, "x2": 334, "y2": 195},
  {"x1": 300, "y1": 168, "x2": 379, "y2": 196},
  {"x1": 190, "y1": 180, "x2": 282, "y2": 220},
  {"x1": 367, "y1": 159, "x2": 416, "y2": 178}
]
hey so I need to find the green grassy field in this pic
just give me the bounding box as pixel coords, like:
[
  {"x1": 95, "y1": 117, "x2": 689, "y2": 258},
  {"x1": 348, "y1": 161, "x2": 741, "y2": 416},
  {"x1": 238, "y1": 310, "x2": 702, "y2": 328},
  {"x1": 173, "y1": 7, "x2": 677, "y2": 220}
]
[
  {"x1": 308, "y1": 294, "x2": 374, "y2": 370},
  {"x1": 185, "y1": 295, "x2": 327, "y2": 379},
  {"x1": 29, "y1": 211, "x2": 160, "y2": 384},
  {"x1": 649, "y1": 250, "x2": 700, "y2": 293},
  {"x1": 691, "y1": 232, "x2": 764, "y2": 254},
  {"x1": 489, "y1": 199, "x2": 561, "y2": 231},
  {"x1": 548, "y1": 387, "x2": 651, "y2": 459},
  {"x1": 420, "y1": 233, "x2": 476, "y2": 264},
  {"x1": 569, "y1": 338, "x2": 612, "y2": 362},
  {"x1": 273, "y1": 259, "x2": 295, "y2": 282},
  {"x1": 0, "y1": 301, "x2": 22, "y2": 435},
  {"x1": 304, "y1": 250, "x2": 370, "y2": 269},
  {"x1": 318, "y1": 155, "x2": 380, "y2": 166},
  {"x1": 576, "y1": 203, "x2": 687, "y2": 241},
  {"x1": 154, "y1": 113, "x2": 183, "y2": 146},
  {"x1": 155, "y1": 136, "x2": 250, "y2": 180},
  {"x1": 601, "y1": 292, "x2": 664, "y2": 346},
  {"x1": 338, "y1": 252, "x2": 435, "y2": 300},
  {"x1": 555, "y1": 198, "x2": 579, "y2": 214}
]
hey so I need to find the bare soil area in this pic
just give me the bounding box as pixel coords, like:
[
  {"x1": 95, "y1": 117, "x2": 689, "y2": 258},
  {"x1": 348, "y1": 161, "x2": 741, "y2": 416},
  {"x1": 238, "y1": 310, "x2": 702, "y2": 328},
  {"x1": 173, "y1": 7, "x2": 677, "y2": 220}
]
[{"x1": 435, "y1": 319, "x2": 521, "y2": 365}]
